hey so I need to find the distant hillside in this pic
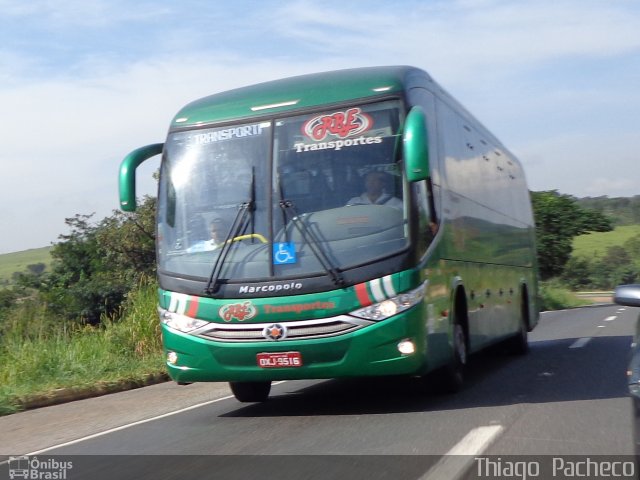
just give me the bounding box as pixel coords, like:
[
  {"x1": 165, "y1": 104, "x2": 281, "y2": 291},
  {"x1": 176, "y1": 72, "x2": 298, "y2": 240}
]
[
  {"x1": 573, "y1": 224, "x2": 640, "y2": 259},
  {"x1": 0, "y1": 247, "x2": 53, "y2": 286},
  {"x1": 576, "y1": 195, "x2": 640, "y2": 226}
]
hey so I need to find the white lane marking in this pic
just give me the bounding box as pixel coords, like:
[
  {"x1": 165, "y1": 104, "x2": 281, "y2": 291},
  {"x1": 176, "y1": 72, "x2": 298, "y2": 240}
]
[
  {"x1": 569, "y1": 337, "x2": 591, "y2": 349},
  {"x1": 604, "y1": 316, "x2": 617, "y2": 322},
  {"x1": 598, "y1": 325, "x2": 606, "y2": 328},
  {"x1": 9, "y1": 381, "x2": 289, "y2": 457},
  {"x1": 421, "y1": 425, "x2": 504, "y2": 480},
  {"x1": 24, "y1": 396, "x2": 234, "y2": 455}
]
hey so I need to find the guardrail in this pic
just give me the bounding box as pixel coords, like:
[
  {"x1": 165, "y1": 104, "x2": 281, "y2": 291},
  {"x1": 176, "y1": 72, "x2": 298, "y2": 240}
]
[{"x1": 574, "y1": 292, "x2": 613, "y2": 302}]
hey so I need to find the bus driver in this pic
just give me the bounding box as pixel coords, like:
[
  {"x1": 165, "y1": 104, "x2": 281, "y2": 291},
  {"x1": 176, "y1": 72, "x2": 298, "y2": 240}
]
[{"x1": 346, "y1": 171, "x2": 402, "y2": 209}]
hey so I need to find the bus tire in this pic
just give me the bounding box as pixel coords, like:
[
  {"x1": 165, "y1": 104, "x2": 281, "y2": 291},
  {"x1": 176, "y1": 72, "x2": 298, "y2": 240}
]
[
  {"x1": 440, "y1": 321, "x2": 468, "y2": 393},
  {"x1": 229, "y1": 381, "x2": 271, "y2": 402},
  {"x1": 505, "y1": 290, "x2": 529, "y2": 355}
]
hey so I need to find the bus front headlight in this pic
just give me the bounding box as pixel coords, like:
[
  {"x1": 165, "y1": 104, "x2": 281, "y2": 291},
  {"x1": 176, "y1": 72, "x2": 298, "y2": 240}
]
[
  {"x1": 349, "y1": 282, "x2": 426, "y2": 321},
  {"x1": 160, "y1": 309, "x2": 207, "y2": 333}
]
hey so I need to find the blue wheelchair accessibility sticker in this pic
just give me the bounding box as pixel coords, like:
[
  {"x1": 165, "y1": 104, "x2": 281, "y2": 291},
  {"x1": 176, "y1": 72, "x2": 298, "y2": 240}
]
[{"x1": 273, "y1": 242, "x2": 297, "y2": 265}]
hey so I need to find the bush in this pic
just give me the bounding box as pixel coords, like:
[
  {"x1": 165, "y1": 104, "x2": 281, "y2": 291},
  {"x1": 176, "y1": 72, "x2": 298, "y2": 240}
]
[
  {"x1": 38, "y1": 196, "x2": 156, "y2": 324},
  {"x1": 538, "y1": 281, "x2": 590, "y2": 311},
  {"x1": 561, "y1": 257, "x2": 593, "y2": 290},
  {"x1": 0, "y1": 280, "x2": 163, "y2": 415},
  {"x1": 102, "y1": 280, "x2": 162, "y2": 358},
  {"x1": 531, "y1": 190, "x2": 612, "y2": 280}
]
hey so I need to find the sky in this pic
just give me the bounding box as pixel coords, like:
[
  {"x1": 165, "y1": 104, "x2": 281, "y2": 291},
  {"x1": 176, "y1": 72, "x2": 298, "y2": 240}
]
[{"x1": 1, "y1": 0, "x2": 639, "y2": 254}]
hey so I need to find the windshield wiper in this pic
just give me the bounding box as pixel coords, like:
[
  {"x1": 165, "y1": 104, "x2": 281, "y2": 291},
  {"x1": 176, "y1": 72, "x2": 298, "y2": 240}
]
[
  {"x1": 278, "y1": 199, "x2": 344, "y2": 287},
  {"x1": 205, "y1": 169, "x2": 256, "y2": 295}
]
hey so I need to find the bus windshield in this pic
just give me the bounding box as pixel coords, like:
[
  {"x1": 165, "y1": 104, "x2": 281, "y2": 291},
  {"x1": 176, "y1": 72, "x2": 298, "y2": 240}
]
[{"x1": 157, "y1": 100, "x2": 407, "y2": 284}]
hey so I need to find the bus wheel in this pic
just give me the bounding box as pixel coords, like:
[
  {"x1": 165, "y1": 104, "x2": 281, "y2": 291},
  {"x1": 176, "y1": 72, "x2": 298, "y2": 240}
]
[
  {"x1": 440, "y1": 322, "x2": 468, "y2": 393},
  {"x1": 229, "y1": 381, "x2": 272, "y2": 402},
  {"x1": 506, "y1": 293, "x2": 529, "y2": 355}
]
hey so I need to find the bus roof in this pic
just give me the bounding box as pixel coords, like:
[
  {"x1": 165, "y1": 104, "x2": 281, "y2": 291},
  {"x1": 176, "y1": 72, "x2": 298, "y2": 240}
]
[{"x1": 171, "y1": 66, "x2": 431, "y2": 128}]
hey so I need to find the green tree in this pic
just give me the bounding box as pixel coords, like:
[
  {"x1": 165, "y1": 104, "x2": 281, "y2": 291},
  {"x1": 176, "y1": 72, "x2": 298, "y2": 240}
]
[
  {"x1": 589, "y1": 245, "x2": 638, "y2": 288},
  {"x1": 601, "y1": 245, "x2": 638, "y2": 286},
  {"x1": 624, "y1": 234, "x2": 640, "y2": 260},
  {"x1": 576, "y1": 195, "x2": 640, "y2": 226},
  {"x1": 26, "y1": 263, "x2": 46, "y2": 276},
  {"x1": 95, "y1": 196, "x2": 156, "y2": 276},
  {"x1": 0, "y1": 289, "x2": 18, "y2": 311},
  {"x1": 39, "y1": 196, "x2": 156, "y2": 324},
  {"x1": 632, "y1": 198, "x2": 640, "y2": 224},
  {"x1": 11, "y1": 263, "x2": 48, "y2": 290},
  {"x1": 561, "y1": 257, "x2": 594, "y2": 290},
  {"x1": 531, "y1": 190, "x2": 613, "y2": 280},
  {"x1": 601, "y1": 245, "x2": 631, "y2": 269}
]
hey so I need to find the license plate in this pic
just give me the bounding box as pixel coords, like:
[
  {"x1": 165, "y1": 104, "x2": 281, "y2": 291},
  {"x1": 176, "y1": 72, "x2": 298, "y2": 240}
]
[{"x1": 257, "y1": 352, "x2": 303, "y2": 368}]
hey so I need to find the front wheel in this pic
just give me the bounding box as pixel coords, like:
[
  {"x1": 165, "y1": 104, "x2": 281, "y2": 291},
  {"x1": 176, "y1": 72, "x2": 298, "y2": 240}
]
[
  {"x1": 440, "y1": 322, "x2": 468, "y2": 393},
  {"x1": 229, "y1": 381, "x2": 272, "y2": 402}
]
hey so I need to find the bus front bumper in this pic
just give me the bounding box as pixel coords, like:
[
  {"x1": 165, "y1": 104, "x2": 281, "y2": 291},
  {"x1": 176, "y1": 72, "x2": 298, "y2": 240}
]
[{"x1": 161, "y1": 310, "x2": 429, "y2": 383}]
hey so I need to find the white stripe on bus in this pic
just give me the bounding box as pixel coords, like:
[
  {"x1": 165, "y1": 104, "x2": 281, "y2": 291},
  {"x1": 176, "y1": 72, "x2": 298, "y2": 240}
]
[
  {"x1": 382, "y1": 275, "x2": 396, "y2": 297},
  {"x1": 370, "y1": 279, "x2": 385, "y2": 302},
  {"x1": 168, "y1": 293, "x2": 178, "y2": 312},
  {"x1": 170, "y1": 293, "x2": 189, "y2": 314},
  {"x1": 178, "y1": 294, "x2": 190, "y2": 314}
]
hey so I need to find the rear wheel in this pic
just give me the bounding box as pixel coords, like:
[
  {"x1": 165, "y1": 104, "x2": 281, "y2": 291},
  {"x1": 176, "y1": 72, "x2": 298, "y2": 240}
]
[
  {"x1": 505, "y1": 290, "x2": 529, "y2": 355},
  {"x1": 506, "y1": 316, "x2": 529, "y2": 355},
  {"x1": 229, "y1": 381, "x2": 271, "y2": 402}
]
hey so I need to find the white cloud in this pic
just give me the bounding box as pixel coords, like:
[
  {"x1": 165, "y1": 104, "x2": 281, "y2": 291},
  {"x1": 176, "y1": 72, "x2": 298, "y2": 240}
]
[
  {"x1": 262, "y1": 0, "x2": 640, "y2": 97},
  {"x1": 0, "y1": 0, "x2": 169, "y2": 28},
  {"x1": 582, "y1": 178, "x2": 640, "y2": 198},
  {"x1": 517, "y1": 132, "x2": 640, "y2": 197}
]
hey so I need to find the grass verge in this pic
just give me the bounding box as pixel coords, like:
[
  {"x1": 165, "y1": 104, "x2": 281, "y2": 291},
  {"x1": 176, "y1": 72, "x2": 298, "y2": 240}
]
[
  {"x1": 538, "y1": 281, "x2": 592, "y2": 311},
  {"x1": 0, "y1": 282, "x2": 165, "y2": 416}
]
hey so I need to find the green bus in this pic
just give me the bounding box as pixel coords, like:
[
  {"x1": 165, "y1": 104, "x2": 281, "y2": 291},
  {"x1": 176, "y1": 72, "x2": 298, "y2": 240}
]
[{"x1": 119, "y1": 66, "x2": 538, "y2": 402}]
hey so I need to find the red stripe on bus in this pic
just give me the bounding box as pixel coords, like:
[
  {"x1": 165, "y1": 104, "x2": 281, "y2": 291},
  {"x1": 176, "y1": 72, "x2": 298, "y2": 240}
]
[
  {"x1": 186, "y1": 296, "x2": 199, "y2": 317},
  {"x1": 355, "y1": 283, "x2": 372, "y2": 307}
]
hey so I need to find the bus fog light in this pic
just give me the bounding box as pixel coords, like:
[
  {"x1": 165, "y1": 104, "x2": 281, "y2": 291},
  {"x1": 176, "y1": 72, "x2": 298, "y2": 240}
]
[
  {"x1": 167, "y1": 351, "x2": 178, "y2": 364},
  {"x1": 379, "y1": 300, "x2": 397, "y2": 317},
  {"x1": 397, "y1": 339, "x2": 415, "y2": 355}
]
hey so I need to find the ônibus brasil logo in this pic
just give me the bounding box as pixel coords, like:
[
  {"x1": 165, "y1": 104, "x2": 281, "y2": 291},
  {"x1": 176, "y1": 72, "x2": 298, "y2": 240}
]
[
  {"x1": 219, "y1": 301, "x2": 257, "y2": 322},
  {"x1": 303, "y1": 108, "x2": 372, "y2": 141}
]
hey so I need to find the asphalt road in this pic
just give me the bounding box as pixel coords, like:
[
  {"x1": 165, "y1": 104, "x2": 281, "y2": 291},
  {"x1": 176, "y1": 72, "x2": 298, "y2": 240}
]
[{"x1": 1, "y1": 304, "x2": 637, "y2": 479}]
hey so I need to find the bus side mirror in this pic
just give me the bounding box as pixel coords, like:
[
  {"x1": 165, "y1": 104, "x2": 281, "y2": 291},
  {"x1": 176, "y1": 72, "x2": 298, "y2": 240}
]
[
  {"x1": 119, "y1": 143, "x2": 164, "y2": 212},
  {"x1": 402, "y1": 106, "x2": 429, "y2": 183}
]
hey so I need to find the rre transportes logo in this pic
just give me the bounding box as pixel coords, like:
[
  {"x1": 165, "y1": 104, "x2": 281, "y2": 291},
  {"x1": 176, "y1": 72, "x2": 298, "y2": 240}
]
[
  {"x1": 303, "y1": 108, "x2": 372, "y2": 141},
  {"x1": 8, "y1": 456, "x2": 72, "y2": 479},
  {"x1": 219, "y1": 301, "x2": 257, "y2": 322}
]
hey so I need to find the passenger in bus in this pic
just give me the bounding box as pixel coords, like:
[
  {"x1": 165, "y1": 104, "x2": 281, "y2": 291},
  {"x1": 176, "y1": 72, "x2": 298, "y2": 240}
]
[
  {"x1": 186, "y1": 217, "x2": 229, "y2": 253},
  {"x1": 346, "y1": 171, "x2": 402, "y2": 209},
  {"x1": 208, "y1": 217, "x2": 230, "y2": 246}
]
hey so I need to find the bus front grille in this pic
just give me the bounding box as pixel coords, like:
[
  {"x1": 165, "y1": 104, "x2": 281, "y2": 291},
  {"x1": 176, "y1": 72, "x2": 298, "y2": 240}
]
[{"x1": 194, "y1": 316, "x2": 373, "y2": 342}]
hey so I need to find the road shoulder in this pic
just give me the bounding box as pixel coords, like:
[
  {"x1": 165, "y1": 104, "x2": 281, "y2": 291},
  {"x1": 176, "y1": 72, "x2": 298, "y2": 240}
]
[{"x1": 0, "y1": 381, "x2": 232, "y2": 456}]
